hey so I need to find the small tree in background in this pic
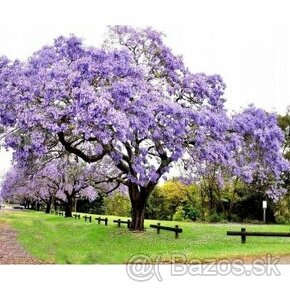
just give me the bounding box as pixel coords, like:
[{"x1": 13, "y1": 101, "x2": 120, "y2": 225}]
[{"x1": 104, "y1": 193, "x2": 131, "y2": 217}]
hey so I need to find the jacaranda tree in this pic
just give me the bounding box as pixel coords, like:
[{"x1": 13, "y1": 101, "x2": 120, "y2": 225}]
[
  {"x1": 0, "y1": 157, "x2": 100, "y2": 216},
  {"x1": 0, "y1": 26, "x2": 288, "y2": 230},
  {"x1": 181, "y1": 106, "x2": 290, "y2": 209},
  {"x1": 0, "y1": 166, "x2": 38, "y2": 208}
]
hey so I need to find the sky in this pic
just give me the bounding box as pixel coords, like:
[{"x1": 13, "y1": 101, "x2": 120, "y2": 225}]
[{"x1": 0, "y1": 0, "x2": 290, "y2": 175}]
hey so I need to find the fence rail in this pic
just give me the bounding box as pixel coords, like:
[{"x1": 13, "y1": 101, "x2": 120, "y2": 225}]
[
  {"x1": 150, "y1": 223, "x2": 182, "y2": 239},
  {"x1": 95, "y1": 217, "x2": 108, "y2": 226},
  {"x1": 227, "y1": 227, "x2": 290, "y2": 243},
  {"x1": 113, "y1": 219, "x2": 131, "y2": 228},
  {"x1": 83, "y1": 215, "x2": 92, "y2": 223}
]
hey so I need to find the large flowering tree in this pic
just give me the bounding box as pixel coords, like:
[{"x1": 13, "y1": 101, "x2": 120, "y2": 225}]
[
  {"x1": 0, "y1": 166, "x2": 38, "y2": 208},
  {"x1": 0, "y1": 26, "x2": 288, "y2": 230},
  {"x1": 180, "y1": 106, "x2": 289, "y2": 215},
  {"x1": 33, "y1": 157, "x2": 99, "y2": 217}
]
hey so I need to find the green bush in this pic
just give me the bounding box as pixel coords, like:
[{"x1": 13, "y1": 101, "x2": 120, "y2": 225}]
[
  {"x1": 103, "y1": 193, "x2": 131, "y2": 217},
  {"x1": 182, "y1": 203, "x2": 199, "y2": 221},
  {"x1": 173, "y1": 206, "x2": 185, "y2": 221},
  {"x1": 242, "y1": 218, "x2": 263, "y2": 224},
  {"x1": 275, "y1": 215, "x2": 290, "y2": 225},
  {"x1": 275, "y1": 193, "x2": 290, "y2": 224},
  {"x1": 206, "y1": 212, "x2": 227, "y2": 223},
  {"x1": 227, "y1": 214, "x2": 241, "y2": 223},
  {"x1": 146, "y1": 181, "x2": 188, "y2": 221}
]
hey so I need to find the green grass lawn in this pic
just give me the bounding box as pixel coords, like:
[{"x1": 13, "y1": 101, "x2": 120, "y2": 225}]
[{"x1": 1, "y1": 210, "x2": 290, "y2": 264}]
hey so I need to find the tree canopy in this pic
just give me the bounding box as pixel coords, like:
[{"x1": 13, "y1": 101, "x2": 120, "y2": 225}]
[{"x1": 0, "y1": 26, "x2": 289, "y2": 229}]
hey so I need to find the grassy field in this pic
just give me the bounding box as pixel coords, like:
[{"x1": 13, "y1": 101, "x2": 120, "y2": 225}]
[{"x1": 1, "y1": 210, "x2": 290, "y2": 264}]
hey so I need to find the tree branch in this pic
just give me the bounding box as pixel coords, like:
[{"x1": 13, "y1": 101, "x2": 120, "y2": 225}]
[{"x1": 57, "y1": 132, "x2": 107, "y2": 163}]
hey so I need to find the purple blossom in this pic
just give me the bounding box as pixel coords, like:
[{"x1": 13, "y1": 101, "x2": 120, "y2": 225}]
[{"x1": 0, "y1": 26, "x2": 289, "y2": 227}]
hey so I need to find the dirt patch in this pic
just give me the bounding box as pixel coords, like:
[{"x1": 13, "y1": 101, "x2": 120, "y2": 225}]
[
  {"x1": 228, "y1": 253, "x2": 290, "y2": 264},
  {"x1": 0, "y1": 222, "x2": 48, "y2": 264}
]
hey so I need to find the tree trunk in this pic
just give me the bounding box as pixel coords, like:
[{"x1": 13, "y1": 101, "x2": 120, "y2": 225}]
[
  {"x1": 200, "y1": 190, "x2": 206, "y2": 221},
  {"x1": 64, "y1": 197, "x2": 73, "y2": 218},
  {"x1": 131, "y1": 203, "x2": 146, "y2": 231},
  {"x1": 129, "y1": 185, "x2": 150, "y2": 231},
  {"x1": 45, "y1": 201, "x2": 51, "y2": 214},
  {"x1": 54, "y1": 200, "x2": 58, "y2": 211},
  {"x1": 209, "y1": 189, "x2": 214, "y2": 212},
  {"x1": 31, "y1": 201, "x2": 36, "y2": 210}
]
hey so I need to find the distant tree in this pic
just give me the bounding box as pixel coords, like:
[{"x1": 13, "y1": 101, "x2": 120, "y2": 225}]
[
  {"x1": 0, "y1": 155, "x2": 120, "y2": 216},
  {"x1": 147, "y1": 180, "x2": 187, "y2": 220},
  {"x1": 275, "y1": 109, "x2": 290, "y2": 222},
  {"x1": 278, "y1": 109, "x2": 290, "y2": 188},
  {"x1": 76, "y1": 194, "x2": 106, "y2": 214},
  {"x1": 104, "y1": 193, "x2": 131, "y2": 217},
  {"x1": 181, "y1": 107, "x2": 290, "y2": 218},
  {"x1": 0, "y1": 166, "x2": 37, "y2": 208}
]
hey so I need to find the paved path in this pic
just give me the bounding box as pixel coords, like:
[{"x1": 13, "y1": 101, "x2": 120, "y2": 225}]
[{"x1": 0, "y1": 222, "x2": 44, "y2": 264}]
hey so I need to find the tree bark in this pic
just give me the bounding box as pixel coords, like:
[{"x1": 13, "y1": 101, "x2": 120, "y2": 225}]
[
  {"x1": 53, "y1": 200, "x2": 58, "y2": 211},
  {"x1": 209, "y1": 188, "x2": 214, "y2": 212},
  {"x1": 31, "y1": 201, "x2": 36, "y2": 210},
  {"x1": 131, "y1": 203, "x2": 146, "y2": 231},
  {"x1": 129, "y1": 185, "x2": 150, "y2": 231},
  {"x1": 64, "y1": 195, "x2": 73, "y2": 218},
  {"x1": 45, "y1": 201, "x2": 52, "y2": 214},
  {"x1": 200, "y1": 189, "x2": 206, "y2": 221}
]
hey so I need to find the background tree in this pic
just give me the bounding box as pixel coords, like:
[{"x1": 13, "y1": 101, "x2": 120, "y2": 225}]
[
  {"x1": 181, "y1": 107, "x2": 289, "y2": 220},
  {"x1": 278, "y1": 109, "x2": 290, "y2": 187},
  {"x1": 0, "y1": 166, "x2": 37, "y2": 208},
  {"x1": 0, "y1": 157, "x2": 99, "y2": 216},
  {"x1": 275, "y1": 109, "x2": 290, "y2": 223},
  {"x1": 103, "y1": 193, "x2": 131, "y2": 217},
  {"x1": 147, "y1": 180, "x2": 188, "y2": 220}
]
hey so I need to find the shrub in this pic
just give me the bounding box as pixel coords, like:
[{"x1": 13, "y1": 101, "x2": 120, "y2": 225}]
[
  {"x1": 103, "y1": 193, "x2": 131, "y2": 217},
  {"x1": 275, "y1": 215, "x2": 290, "y2": 225},
  {"x1": 206, "y1": 212, "x2": 227, "y2": 223},
  {"x1": 173, "y1": 206, "x2": 185, "y2": 221}
]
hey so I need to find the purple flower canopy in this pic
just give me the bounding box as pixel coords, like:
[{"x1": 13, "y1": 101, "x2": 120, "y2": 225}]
[
  {"x1": 0, "y1": 26, "x2": 289, "y2": 202},
  {"x1": 0, "y1": 156, "x2": 121, "y2": 204}
]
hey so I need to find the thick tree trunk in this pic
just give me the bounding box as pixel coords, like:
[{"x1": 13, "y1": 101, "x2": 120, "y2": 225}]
[
  {"x1": 131, "y1": 203, "x2": 146, "y2": 231},
  {"x1": 31, "y1": 201, "x2": 36, "y2": 210},
  {"x1": 54, "y1": 201, "x2": 58, "y2": 211},
  {"x1": 25, "y1": 201, "x2": 30, "y2": 209},
  {"x1": 45, "y1": 201, "x2": 51, "y2": 214},
  {"x1": 64, "y1": 197, "x2": 73, "y2": 218},
  {"x1": 129, "y1": 184, "x2": 150, "y2": 231}
]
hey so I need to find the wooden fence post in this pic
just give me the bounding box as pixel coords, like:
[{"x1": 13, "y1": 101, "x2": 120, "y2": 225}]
[
  {"x1": 175, "y1": 225, "x2": 179, "y2": 239},
  {"x1": 241, "y1": 228, "x2": 246, "y2": 244},
  {"x1": 157, "y1": 223, "x2": 161, "y2": 234}
]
